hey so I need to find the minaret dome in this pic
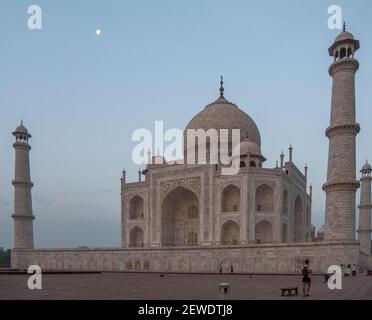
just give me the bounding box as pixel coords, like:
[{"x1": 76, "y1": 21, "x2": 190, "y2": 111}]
[
  {"x1": 13, "y1": 120, "x2": 32, "y2": 143},
  {"x1": 328, "y1": 24, "x2": 360, "y2": 60},
  {"x1": 361, "y1": 161, "x2": 372, "y2": 176}
]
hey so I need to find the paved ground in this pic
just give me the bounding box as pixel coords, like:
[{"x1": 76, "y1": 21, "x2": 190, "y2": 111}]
[{"x1": 1, "y1": 272, "x2": 371, "y2": 300}]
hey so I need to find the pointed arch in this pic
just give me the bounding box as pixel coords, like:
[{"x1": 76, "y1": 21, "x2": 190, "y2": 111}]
[
  {"x1": 255, "y1": 220, "x2": 273, "y2": 243},
  {"x1": 134, "y1": 260, "x2": 141, "y2": 270},
  {"x1": 256, "y1": 184, "x2": 274, "y2": 212},
  {"x1": 221, "y1": 185, "x2": 241, "y2": 212},
  {"x1": 129, "y1": 226, "x2": 144, "y2": 247},
  {"x1": 221, "y1": 220, "x2": 240, "y2": 245},
  {"x1": 129, "y1": 196, "x2": 144, "y2": 219},
  {"x1": 294, "y1": 196, "x2": 303, "y2": 242},
  {"x1": 161, "y1": 186, "x2": 199, "y2": 247},
  {"x1": 126, "y1": 261, "x2": 133, "y2": 270}
]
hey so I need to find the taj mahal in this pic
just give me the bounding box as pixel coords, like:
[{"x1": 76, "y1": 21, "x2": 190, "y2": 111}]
[
  {"x1": 9, "y1": 26, "x2": 372, "y2": 273},
  {"x1": 122, "y1": 82, "x2": 312, "y2": 249}
]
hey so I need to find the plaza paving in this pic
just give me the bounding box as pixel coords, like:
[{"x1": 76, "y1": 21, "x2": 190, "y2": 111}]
[{"x1": 0, "y1": 272, "x2": 372, "y2": 300}]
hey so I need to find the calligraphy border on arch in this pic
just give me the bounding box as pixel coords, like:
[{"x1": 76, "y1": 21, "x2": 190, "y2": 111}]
[{"x1": 160, "y1": 177, "x2": 201, "y2": 200}]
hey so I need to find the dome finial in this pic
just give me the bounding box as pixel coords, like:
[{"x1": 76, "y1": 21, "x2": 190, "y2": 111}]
[
  {"x1": 219, "y1": 75, "x2": 224, "y2": 97},
  {"x1": 343, "y1": 22, "x2": 346, "y2": 32}
]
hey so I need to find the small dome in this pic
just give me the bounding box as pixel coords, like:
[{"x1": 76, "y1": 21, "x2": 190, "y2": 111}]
[
  {"x1": 152, "y1": 155, "x2": 165, "y2": 165},
  {"x1": 335, "y1": 31, "x2": 354, "y2": 42},
  {"x1": 14, "y1": 123, "x2": 28, "y2": 134},
  {"x1": 328, "y1": 26, "x2": 359, "y2": 56},
  {"x1": 13, "y1": 121, "x2": 31, "y2": 138},
  {"x1": 361, "y1": 161, "x2": 372, "y2": 171},
  {"x1": 235, "y1": 139, "x2": 262, "y2": 156}
]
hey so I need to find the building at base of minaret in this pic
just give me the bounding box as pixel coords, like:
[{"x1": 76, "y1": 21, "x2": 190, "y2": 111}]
[
  {"x1": 12, "y1": 122, "x2": 35, "y2": 249},
  {"x1": 358, "y1": 162, "x2": 372, "y2": 254}
]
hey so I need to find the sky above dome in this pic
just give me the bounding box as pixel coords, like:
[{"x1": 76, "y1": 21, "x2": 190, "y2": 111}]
[{"x1": 1, "y1": 0, "x2": 372, "y2": 249}]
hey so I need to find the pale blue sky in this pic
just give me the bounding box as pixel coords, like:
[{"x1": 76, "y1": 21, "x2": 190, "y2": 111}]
[{"x1": 1, "y1": 0, "x2": 371, "y2": 249}]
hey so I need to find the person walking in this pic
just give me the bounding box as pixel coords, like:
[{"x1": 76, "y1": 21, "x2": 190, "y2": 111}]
[
  {"x1": 301, "y1": 259, "x2": 312, "y2": 297},
  {"x1": 219, "y1": 263, "x2": 223, "y2": 275}
]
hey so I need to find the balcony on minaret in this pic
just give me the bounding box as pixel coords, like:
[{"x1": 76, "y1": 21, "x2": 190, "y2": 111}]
[
  {"x1": 361, "y1": 161, "x2": 372, "y2": 178},
  {"x1": 12, "y1": 121, "x2": 32, "y2": 146},
  {"x1": 329, "y1": 23, "x2": 360, "y2": 62}
]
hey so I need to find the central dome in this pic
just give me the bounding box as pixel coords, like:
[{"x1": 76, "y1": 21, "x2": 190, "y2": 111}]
[{"x1": 184, "y1": 95, "x2": 261, "y2": 147}]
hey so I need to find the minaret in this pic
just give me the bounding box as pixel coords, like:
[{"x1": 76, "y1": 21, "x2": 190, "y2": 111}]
[
  {"x1": 289, "y1": 145, "x2": 293, "y2": 163},
  {"x1": 323, "y1": 25, "x2": 361, "y2": 241},
  {"x1": 12, "y1": 122, "x2": 35, "y2": 249},
  {"x1": 358, "y1": 162, "x2": 372, "y2": 254},
  {"x1": 120, "y1": 167, "x2": 126, "y2": 194},
  {"x1": 120, "y1": 167, "x2": 126, "y2": 248},
  {"x1": 280, "y1": 151, "x2": 284, "y2": 169}
]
